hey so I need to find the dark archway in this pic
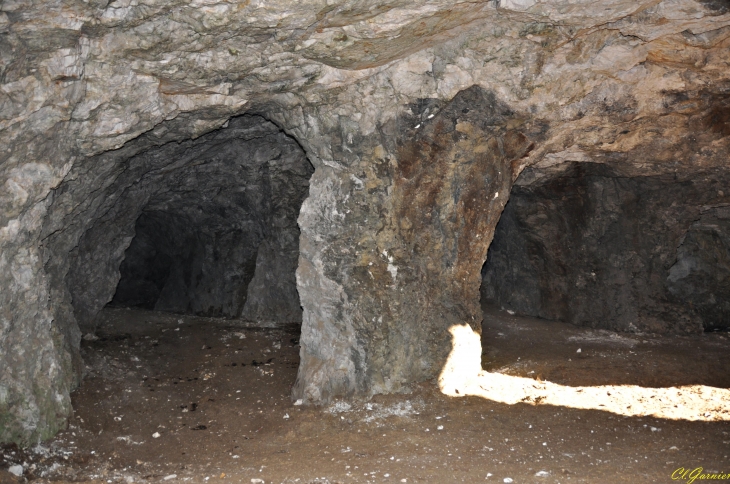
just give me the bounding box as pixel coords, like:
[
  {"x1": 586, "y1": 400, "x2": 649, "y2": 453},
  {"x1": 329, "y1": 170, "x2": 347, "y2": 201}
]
[
  {"x1": 54, "y1": 114, "x2": 313, "y2": 335},
  {"x1": 106, "y1": 116, "x2": 312, "y2": 324},
  {"x1": 480, "y1": 161, "x2": 730, "y2": 334}
]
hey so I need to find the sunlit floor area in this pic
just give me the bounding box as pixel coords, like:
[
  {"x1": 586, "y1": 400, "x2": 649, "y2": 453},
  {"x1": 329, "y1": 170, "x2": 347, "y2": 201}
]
[
  {"x1": 2, "y1": 306, "x2": 729, "y2": 483},
  {"x1": 440, "y1": 307, "x2": 730, "y2": 421}
]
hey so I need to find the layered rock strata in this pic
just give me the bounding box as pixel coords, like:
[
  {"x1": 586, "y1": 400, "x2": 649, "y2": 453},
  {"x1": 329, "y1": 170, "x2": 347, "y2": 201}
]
[{"x1": 1, "y1": 0, "x2": 729, "y2": 444}]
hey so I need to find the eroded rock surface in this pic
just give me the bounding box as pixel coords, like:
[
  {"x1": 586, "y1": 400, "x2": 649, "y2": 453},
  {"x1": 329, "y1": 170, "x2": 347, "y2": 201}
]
[
  {"x1": 667, "y1": 204, "x2": 730, "y2": 332},
  {"x1": 292, "y1": 86, "x2": 537, "y2": 402},
  {"x1": 1, "y1": 0, "x2": 729, "y2": 443},
  {"x1": 481, "y1": 162, "x2": 730, "y2": 333}
]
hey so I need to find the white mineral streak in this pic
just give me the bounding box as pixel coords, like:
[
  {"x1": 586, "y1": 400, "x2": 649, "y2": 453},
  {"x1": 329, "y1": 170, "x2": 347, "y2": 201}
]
[
  {"x1": 1, "y1": 0, "x2": 729, "y2": 444},
  {"x1": 387, "y1": 263, "x2": 398, "y2": 282}
]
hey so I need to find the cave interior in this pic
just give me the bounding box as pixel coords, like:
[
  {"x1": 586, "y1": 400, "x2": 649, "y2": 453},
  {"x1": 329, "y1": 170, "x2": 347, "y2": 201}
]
[
  {"x1": 2, "y1": 2, "x2": 730, "y2": 479},
  {"x1": 36, "y1": 116, "x2": 730, "y2": 481}
]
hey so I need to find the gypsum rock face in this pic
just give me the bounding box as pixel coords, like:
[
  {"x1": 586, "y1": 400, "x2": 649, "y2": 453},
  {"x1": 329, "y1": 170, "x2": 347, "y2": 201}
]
[
  {"x1": 2, "y1": 0, "x2": 730, "y2": 444},
  {"x1": 481, "y1": 162, "x2": 730, "y2": 334},
  {"x1": 283, "y1": 74, "x2": 730, "y2": 404}
]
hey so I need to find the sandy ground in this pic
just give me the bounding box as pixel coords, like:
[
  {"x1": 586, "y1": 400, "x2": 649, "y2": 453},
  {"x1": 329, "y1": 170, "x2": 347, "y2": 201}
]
[{"x1": 2, "y1": 306, "x2": 730, "y2": 484}]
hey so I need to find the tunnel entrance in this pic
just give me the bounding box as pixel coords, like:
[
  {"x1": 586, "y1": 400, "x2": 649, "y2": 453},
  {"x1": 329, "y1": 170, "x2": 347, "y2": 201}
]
[
  {"x1": 106, "y1": 114, "x2": 313, "y2": 324},
  {"x1": 43, "y1": 113, "x2": 315, "y2": 444},
  {"x1": 55, "y1": 114, "x2": 313, "y2": 336},
  {"x1": 43, "y1": 113, "x2": 316, "y2": 467},
  {"x1": 446, "y1": 161, "x2": 730, "y2": 419},
  {"x1": 480, "y1": 161, "x2": 730, "y2": 335}
]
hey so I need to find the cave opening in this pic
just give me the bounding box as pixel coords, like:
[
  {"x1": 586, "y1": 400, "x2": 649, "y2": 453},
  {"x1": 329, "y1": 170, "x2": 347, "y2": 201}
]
[
  {"x1": 473, "y1": 160, "x2": 730, "y2": 394},
  {"x1": 105, "y1": 116, "x2": 313, "y2": 324},
  {"x1": 43, "y1": 114, "x2": 315, "y2": 419},
  {"x1": 38, "y1": 113, "x2": 317, "y2": 453},
  {"x1": 480, "y1": 161, "x2": 730, "y2": 335},
  {"x1": 62, "y1": 113, "x2": 314, "y2": 331}
]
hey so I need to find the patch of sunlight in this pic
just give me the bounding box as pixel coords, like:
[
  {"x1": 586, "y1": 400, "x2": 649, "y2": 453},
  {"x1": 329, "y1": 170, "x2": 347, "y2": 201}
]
[{"x1": 438, "y1": 324, "x2": 730, "y2": 421}]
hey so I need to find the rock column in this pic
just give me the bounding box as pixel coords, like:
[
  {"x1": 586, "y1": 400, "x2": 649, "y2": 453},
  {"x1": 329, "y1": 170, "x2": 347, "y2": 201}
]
[{"x1": 292, "y1": 87, "x2": 537, "y2": 401}]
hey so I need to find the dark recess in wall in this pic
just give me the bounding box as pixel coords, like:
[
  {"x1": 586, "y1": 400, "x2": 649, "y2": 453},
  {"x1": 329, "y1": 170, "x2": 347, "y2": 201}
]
[
  {"x1": 107, "y1": 115, "x2": 314, "y2": 323},
  {"x1": 480, "y1": 162, "x2": 730, "y2": 333}
]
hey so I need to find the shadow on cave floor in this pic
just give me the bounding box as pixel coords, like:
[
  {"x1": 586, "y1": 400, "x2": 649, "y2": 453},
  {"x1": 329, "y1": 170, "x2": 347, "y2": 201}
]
[{"x1": 2, "y1": 306, "x2": 730, "y2": 483}]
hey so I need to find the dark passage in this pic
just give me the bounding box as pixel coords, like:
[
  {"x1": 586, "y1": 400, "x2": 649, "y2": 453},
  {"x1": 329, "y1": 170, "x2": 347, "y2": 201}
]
[
  {"x1": 481, "y1": 162, "x2": 730, "y2": 334},
  {"x1": 108, "y1": 115, "x2": 313, "y2": 323}
]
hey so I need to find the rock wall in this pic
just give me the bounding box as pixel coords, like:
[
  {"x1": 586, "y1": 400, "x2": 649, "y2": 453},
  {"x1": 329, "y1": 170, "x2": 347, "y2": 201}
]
[
  {"x1": 481, "y1": 162, "x2": 730, "y2": 333},
  {"x1": 1, "y1": 0, "x2": 729, "y2": 444},
  {"x1": 667, "y1": 204, "x2": 730, "y2": 332}
]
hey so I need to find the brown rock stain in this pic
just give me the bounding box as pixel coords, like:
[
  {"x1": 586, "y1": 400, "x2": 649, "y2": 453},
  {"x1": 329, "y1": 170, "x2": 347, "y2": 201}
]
[{"x1": 390, "y1": 88, "x2": 536, "y2": 330}]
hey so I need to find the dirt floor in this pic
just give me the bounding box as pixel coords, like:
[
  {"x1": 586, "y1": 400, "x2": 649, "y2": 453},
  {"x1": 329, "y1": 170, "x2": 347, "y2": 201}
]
[{"x1": 2, "y1": 305, "x2": 730, "y2": 484}]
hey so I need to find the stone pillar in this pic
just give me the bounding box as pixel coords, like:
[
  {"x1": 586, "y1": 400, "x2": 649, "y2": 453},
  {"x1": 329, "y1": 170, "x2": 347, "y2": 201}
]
[{"x1": 293, "y1": 86, "x2": 536, "y2": 402}]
